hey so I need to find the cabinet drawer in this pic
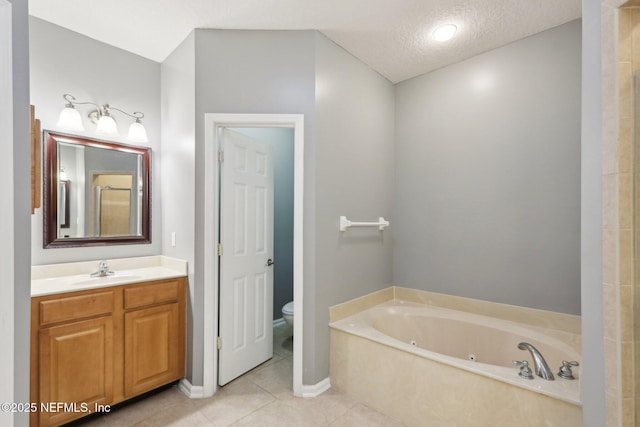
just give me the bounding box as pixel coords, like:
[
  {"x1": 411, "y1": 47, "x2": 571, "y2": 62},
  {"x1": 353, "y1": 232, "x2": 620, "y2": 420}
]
[
  {"x1": 124, "y1": 280, "x2": 179, "y2": 310},
  {"x1": 39, "y1": 291, "x2": 114, "y2": 326}
]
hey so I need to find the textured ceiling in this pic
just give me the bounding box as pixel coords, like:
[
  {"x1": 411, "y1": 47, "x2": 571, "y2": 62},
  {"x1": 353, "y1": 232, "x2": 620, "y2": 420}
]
[{"x1": 28, "y1": 0, "x2": 581, "y2": 83}]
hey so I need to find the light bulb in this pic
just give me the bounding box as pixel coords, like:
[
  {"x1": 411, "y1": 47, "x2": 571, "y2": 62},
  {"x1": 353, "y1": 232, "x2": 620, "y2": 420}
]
[
  {"x1": 433, "y1": 24, "x2": 457, "y2": 42},
  {"x1": 95, "y1": 114, "x2": 119, "y2": 137},
  {"x1": 57, "y1": 106, "x2": 84, "y2": 131},
  {"x1": 127, "y1": 120, "x2": 148, "y2": 142}
]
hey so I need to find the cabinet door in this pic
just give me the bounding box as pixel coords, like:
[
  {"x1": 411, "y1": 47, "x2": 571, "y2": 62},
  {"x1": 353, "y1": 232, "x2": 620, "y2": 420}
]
[
  {"x1": 124, "y1": 303, "x2": 183, "y2": 396},
  {"x1": 39, "y1": 316, "x2": 113, "y2": 427}
]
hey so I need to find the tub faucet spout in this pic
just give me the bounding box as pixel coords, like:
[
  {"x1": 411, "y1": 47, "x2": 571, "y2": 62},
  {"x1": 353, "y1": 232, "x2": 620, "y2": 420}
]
[{"x1": 518, "y1": 342, "x2": 554, "y2": 380}]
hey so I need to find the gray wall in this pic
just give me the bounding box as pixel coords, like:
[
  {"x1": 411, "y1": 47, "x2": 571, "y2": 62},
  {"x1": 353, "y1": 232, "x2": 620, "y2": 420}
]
[
  {"x1": 193, "y1": 29, "x2": 321, "y2": 386},
  {"x1": 313, "y1": 33, "x2": 395, "y2": 381},
  {"x1": 29, "y1": 17, "x2": 162, "y2": 265},
  {"x1": 394, "y1": 20, "x2": 582, "y2": 315},
  {"x1": 188, "y1": 29, "x2": 318, "y2": 385},
  {"x1": 581, "y1": 0, "x2": 606, "y2": 424},
  {"x1": 160, "y1": 32, "x2": 197, "y2": 381},
  {"x1": 160, "y1": 29, "x2": 396, "y2": 386},
  {"x1": 233, "y1": 127, "x2": 295, "y2": 321}
]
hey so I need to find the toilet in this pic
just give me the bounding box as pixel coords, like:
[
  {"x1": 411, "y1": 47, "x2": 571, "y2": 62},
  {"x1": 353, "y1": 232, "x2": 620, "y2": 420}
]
[{"x1": 282, "y1": 301, "x2": 294, "y2": 327}]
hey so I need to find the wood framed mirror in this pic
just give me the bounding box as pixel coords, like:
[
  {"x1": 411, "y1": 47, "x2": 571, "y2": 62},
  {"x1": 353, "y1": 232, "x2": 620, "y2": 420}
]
[{"x1": 43, "y1": 131, "x2": 151, "y2": 248}]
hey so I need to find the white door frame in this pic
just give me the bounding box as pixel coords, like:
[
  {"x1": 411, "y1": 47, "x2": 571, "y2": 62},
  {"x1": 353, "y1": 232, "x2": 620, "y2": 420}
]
[{"x1": 202, "y1": 113, "x2": 304, "y2": 397}]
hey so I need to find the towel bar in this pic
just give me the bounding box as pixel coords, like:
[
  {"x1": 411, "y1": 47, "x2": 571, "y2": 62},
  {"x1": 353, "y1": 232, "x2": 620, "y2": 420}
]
[{"x1": 339, "y1": 216, "x2": 390, "y2": 231}]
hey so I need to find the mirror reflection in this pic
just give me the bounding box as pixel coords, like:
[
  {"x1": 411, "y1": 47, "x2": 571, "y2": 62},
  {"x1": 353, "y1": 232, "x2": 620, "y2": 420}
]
[{"x1": 44, "y1": 131, "x2": 151, "y2": 248}]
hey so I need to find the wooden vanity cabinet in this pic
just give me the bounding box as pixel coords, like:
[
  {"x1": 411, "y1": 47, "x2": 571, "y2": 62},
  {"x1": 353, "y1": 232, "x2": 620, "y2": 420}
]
[
  {"x1": 30, "y1": 278, "x2": 186, "y2": 427},
  {"x1": 123, "y1": 280, "x2": 185, "y2": 397},
  {"x1": 34, "y1": 290, "x2": 115, "y2": 427}
]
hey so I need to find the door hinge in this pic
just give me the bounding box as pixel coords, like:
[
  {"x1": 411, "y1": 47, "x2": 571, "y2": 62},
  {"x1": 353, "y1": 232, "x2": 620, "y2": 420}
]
[
  {"x1": 218, "y1": 151, "x2": 224, "y2": 163},
  {"x1": 217, "y1": 243, "x2": 223, "y2": 256},
  {"x1": 216, "y1": 336, "x2": 222, "y2": 350}
]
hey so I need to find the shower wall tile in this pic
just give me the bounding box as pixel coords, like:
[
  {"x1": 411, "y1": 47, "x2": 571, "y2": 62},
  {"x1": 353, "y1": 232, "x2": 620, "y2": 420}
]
[
  {"x1": 605, "y1": 337, "x2": 621, "y2": 397},
  {"x1": 621, "y1": 9, "x2": 632, "y2": 61},
  {"x1": 604, "y1": 62, "x2": 619, "y2": 175},
  {"x1": 608, "y1": 9, "x2": 639, "y2": 424},
  {"x1": 621, "y1": 398, "x2": 634, "y2": 427},
  {"x1": 618, "y1": 173, "x2": 633, "y2": 230},
  {"x1": 604, "y1": 283, "x2": 620, "y2": 341},
  {"x1": 619, "y1": 118, "x2": 633, "y2": 173},
  {"x1": 603, "y1": 229, "x2": 619, "y2": 285},
  {"x1": 619, "y1": 230, "x2": 634, "y2": 285},
  {"x1": 632, "y1": 8, "x2": 640, "y2": 64},
  {"x1": 621, "y1": 341, "x2": 635, "y2": 397},
  {"x1": 619, "y1": 62, "x2": 633, "y2": 119},
  {"x1": 611, "y1": 0, "x2": 640, "y2": 7},
  {"x1": 606, "y1": 389, "x2": 621, "y2": 427},
  {"x1": 595, "y1": 4, "x2": 624, "y2": 423},
  {"x1": 603, "y1": 174, "x2": 619, "y2": 230},
  {"x1": 620, "y1": 285, "x2": 634, "y2": 342},
  {"x1": 624, "y1": 6, "x2": 640, "y2": 426}
]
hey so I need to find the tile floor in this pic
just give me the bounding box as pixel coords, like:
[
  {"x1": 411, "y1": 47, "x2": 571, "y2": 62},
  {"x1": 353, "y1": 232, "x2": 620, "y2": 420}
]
[{"x1": 75, "y1": 323, "x2": 405, "y2": 426}]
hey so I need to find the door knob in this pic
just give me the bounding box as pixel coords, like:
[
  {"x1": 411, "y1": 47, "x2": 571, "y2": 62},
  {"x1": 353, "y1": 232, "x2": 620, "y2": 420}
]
[{"x1": 266, "y1": 259, "x2": 275, "y2": 266}]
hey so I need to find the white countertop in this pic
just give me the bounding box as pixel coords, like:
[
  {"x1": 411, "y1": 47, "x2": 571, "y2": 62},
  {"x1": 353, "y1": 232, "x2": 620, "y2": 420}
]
[{"x1": 31, "y1": 256, "x2": 188, "y2": 297}]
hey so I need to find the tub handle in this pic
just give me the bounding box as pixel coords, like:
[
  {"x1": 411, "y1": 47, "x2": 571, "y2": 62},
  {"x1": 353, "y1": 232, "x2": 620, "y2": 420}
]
[
  {"x1": 513, "y1": 360, "x2": 534, "y2": 380},
  {"x1": 557, "y1": 360, "x2": 579, "y2": 380}
]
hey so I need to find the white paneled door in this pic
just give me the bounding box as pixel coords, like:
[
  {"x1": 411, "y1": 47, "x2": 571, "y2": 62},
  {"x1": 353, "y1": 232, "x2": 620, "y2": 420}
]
[{"x1": 218, "y1": 129, "x2": 274, "y2": 386}]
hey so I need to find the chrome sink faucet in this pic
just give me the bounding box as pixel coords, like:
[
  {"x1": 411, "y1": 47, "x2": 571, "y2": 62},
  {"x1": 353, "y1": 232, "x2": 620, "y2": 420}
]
[
  {"x1": 518, "y1": 342, "x2": 554, "y2": 380},
  {"x1": 90, "y1": 260, "x2": 114, "y2": 278}
]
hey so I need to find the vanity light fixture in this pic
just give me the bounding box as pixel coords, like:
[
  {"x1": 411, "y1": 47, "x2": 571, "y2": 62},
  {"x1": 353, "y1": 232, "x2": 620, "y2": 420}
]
[
  {"x1": 56, "y1": 93, "x2": 149, "y2": 142},
  {"x1": 433, "y1": 24, "x2": 457, "y2": 42},
  {"x1": 127, "y1": 118, "x2": 149, "y2": 143},
  {"x1": 93, "y1": 107, "x2": 119, "y2": 137},
  {"x1": 56, "y1": 95, "x2": 85, "y2": 132}
]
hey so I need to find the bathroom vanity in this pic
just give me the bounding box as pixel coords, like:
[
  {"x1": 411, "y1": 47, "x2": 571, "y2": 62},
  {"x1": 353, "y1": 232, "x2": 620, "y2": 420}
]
[{"x1": 29, "y1": 256, "x2": 187, "y2": 427}]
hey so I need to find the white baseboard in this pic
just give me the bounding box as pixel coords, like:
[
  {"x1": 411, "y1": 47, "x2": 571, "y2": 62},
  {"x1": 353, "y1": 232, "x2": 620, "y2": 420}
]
[
  {"x1": 301, "y1": 377, "x2": 331, "y2": 398},
  {"x1": 273, "y1": 317, "x2": 286, "y2": 327},
  {"x1": 178, "y1": 378, "x2": 206, "y2": 398}
]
